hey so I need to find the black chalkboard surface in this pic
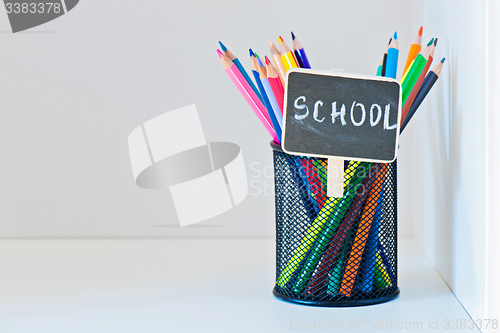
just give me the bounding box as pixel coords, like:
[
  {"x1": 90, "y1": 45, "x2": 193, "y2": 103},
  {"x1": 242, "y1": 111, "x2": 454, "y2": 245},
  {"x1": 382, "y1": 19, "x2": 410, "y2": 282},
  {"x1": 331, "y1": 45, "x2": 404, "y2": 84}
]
[{"x1": 282, "y1": 69, "x2": 401, "y2": 162}]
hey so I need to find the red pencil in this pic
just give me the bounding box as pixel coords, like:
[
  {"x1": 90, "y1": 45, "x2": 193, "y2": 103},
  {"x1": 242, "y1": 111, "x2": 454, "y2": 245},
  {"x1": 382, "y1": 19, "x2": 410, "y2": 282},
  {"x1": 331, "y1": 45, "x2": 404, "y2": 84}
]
[{"x1": 265, "y1": 56, "x2": 284, "y2": 113}]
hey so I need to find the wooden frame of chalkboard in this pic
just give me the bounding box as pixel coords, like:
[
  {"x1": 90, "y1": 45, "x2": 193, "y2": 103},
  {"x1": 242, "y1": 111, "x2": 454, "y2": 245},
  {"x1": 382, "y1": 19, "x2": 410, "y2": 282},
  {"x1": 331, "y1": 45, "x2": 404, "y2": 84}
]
[{"x1": 282, "y1": 68, "x2": 402, "y2": 163}]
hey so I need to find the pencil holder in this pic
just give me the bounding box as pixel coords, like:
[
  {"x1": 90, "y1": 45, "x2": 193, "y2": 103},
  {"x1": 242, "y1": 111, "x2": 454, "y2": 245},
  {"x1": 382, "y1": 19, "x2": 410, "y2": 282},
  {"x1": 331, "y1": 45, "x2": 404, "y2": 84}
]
[{"x1": 271, "y1": 142, "x2": 399, "y2": 307}]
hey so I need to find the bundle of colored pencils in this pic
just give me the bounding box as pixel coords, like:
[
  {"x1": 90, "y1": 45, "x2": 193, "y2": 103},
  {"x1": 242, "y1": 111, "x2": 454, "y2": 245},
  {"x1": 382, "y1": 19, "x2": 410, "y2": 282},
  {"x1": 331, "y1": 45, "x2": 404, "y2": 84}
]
[
  {"x1": 217, "y1": 28, "x2": 444, "y2": 297},
  {"x1": 217, "y1": 28, "x2": 443, "y2": 141},
  {"x1": 217, "y1": 33, "x2": 310, "y2": 145}
]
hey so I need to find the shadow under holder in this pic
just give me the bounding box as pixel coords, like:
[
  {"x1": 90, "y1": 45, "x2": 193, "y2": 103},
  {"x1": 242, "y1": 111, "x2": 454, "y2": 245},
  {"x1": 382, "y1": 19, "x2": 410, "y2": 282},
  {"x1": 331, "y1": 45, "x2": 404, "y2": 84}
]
[{"x1": 270, "y1": 141, "x2": 399, "y2": 307}]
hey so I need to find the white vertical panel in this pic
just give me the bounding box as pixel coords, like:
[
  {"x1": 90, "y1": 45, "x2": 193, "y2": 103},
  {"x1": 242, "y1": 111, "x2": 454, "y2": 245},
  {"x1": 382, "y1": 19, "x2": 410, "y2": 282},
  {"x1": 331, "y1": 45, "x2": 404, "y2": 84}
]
[
  {"x1": 410, "y1": 0, "x2": 488, "y2": 322},
  {"x1": 485, "y1": 0, "x2": 500, "y2": 329}
]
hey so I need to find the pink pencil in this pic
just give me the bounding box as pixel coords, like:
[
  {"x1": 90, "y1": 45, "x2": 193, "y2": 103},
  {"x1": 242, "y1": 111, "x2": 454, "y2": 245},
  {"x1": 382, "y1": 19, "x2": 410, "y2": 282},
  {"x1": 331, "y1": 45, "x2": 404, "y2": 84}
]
[
  {"x1": 265, "y1": 56, "x2": 285, "y2": 113},
  {"x1": 218, "y1": 49, "x2": 278, "y2": 142}
]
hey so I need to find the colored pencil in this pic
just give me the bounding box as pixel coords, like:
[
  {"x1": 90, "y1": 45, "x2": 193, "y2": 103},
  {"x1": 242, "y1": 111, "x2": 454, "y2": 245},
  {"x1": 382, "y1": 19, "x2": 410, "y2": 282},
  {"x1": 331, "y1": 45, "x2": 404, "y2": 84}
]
[
  {"x1": 278, "y1": 36, "x2": 299, "y2": 72},
  {"x1": 313, "y1": 159, "x2": 328, "y2": 188},
  {"x1": 291, "y1": 31, "x2": 311, "y2": 69},
  {"x1": 276, "y1": 161, "x2": 361, "y2": 288},
  {"x1": 377, "y1": 239, "x2": 396, "y2": 283},
  {"x1": 269, "y1": 39, "x2": 287, "y2": 85},
  {"x1": 219, "y1": 41, "x2": 262, "y2": 103},
  {"x1": 385, "y1": 32, "x2": 399, "y2": 79},
  {"x1": 376, "y1": 60, "x2": 383, "y2": 76},
  {"x1": 279, "y1": 154, "x2": 315, "y2": 265},
  {"x1": 381, "y1": 38, "x2": 392, "y2": 77},
  {"x1": 403, "y1": 26, "x2": 423, "y2": 75},
  {"x1": 301, "y1": 158, "x2": 327, "y2": 209},
  {"x1": 374, "y1": 251, "x2": 393, "y2": 289},
  {"x1": 292, "y1": 162, "x2": 372, "y2": 294},
  {"x1": 339, "y1": 164, "x2": 388, "y2": 297},
  {"x1": 401, "y1": 58, "x2": 445, "y2": 133},
  {"x1": 249, "y1": 49, "x2": 282, "y2": 142},
  {"x1": 297, "y1": 159, "x2": 320, "y2": 214},
  {"x1": 265, "y1": 56, "x2": 285, "y2": 113},
  {"x1": 286, "y1": 155, "x2": 319, "y2": 224},
  {"x1": 218, "y1": 50, "x2": 278, "y2": 142},
  {"x1": 401, "y1": 38, "x2": 437, "y2": 124},
  {"x1": 359, "y1": 170, "x2": 386, "y2": 292},
  {"x1": 256, "y1": 56, "x2": 283, "y2": 134},
  {"x1": 401, "y1": 39, "x2": 433, "y2": 105},
  {"x1": 401, "y1": 38, "x2": 434, "y2": 84}
]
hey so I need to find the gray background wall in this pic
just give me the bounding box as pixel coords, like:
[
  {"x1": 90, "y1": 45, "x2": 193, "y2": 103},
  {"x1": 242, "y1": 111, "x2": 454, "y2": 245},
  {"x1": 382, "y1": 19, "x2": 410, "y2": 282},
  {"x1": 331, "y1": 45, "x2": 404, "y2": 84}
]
[{"x1": 0, "y1": 0, "x2": 413, "y2": 237}]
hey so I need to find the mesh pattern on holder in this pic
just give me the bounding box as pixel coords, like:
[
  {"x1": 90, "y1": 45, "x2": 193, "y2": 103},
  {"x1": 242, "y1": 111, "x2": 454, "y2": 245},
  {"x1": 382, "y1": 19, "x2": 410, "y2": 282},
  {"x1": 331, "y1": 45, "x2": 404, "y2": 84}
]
[{"x1": 272, "y1": 143, "x2": 399, "y2": 306}]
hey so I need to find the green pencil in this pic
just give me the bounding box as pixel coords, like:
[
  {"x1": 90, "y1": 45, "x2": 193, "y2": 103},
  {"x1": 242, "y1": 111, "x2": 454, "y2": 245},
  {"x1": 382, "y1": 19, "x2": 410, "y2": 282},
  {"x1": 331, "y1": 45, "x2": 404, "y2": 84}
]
[{"x1": 401, "y1": 38, "x2": 433, "y2": 104}]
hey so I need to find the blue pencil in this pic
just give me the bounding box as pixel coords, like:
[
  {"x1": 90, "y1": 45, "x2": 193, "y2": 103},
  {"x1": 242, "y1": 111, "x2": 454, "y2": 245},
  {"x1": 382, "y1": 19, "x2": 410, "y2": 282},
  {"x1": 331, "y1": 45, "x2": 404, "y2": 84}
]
[
  {"x1": 256, "y1": 56, "x2": 283, "y2": 129},
  {"x1": 359, "y1": 179, "x2": 385, "y2": 292},
  {"x1": 385, "y1": 32, "x2": 399, "y2": 79},
  {"x1": 291, "y1": 32, "x2": 311, "y2": 69},
  {"x1": 219, "y1": 41, "x2": 263, "y2": 104},
  {"x1": 401, "y1": 58, "x2": 445, "y2": 133},
  {"x1": 377, "y1": 239, "x2": 396, "y2": 283},
  {"x1": 249, "y1": 49, "x2": 282, "y2": 141},
  {"x1": 285, "y1": 155, "x2": 318, "y2": 223}
]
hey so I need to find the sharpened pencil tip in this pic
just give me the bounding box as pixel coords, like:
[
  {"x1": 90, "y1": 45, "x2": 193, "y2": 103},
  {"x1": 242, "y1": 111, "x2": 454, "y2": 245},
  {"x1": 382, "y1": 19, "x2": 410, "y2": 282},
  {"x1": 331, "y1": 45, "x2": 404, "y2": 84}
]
[
  {"x1": 418, "y1": 26, "x2": 423, "y2": 36},
  {"x1": 278, "y1": 36, "x2": 283, "y2": 44},
  {"x1": 388, "y1": 38, "x2": 392, "y2": 45},
  {"x1": 249, "y1": 48, "x2": 254, "y2": 57},
  {"x1": 256, "y1": 56, "x2": 264, "y2": 67},
  {"x1": 218, "y1": 41, "x2": 227, "y2": 52},
  {"x1": 393, "y1": 31, "x2": 397, "y2": 39},
  {"x1": 268, "y1": 38, "x2": 274, "y2": 47},
  {"x1": 265, "y1": 55, "x2": 271, "y2": 65},
  {"x1": 427, "y1": 38, "x2": 434, "y2": 46},
  {"x1": 217, "y1": 49, "x2": 223, "y2": 58},
  {"x1": 441, "y1": 57, "x2": 446, "y2": 63},
  {"x1": 434, "y1": 38, "x2": 438, "y2": 46},
  {"x1": 291, "y1": 31, "x2": 296, "y2": 40}
]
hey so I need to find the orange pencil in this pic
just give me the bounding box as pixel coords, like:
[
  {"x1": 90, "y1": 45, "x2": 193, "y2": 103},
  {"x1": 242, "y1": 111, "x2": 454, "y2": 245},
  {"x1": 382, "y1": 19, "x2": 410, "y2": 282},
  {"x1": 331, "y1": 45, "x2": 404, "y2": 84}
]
[
  {"x1": 265, "y1": 56, "x2": 285, "y2": 113},
  {"x1": 339, "y1": 164, "x2": 388, "y2": 297},
  {"x1": 269, "y1": 39, "x2": 287, "y2": 85},
  {"x1": 278, "y1": 36, "x2": 298, "y2": 72},
  {"x1": 401, "y1": 38, "x2": 437, "y2": 124},
  {"x1": 403, "y1": 27, "x2": 423, "y2": 75}
]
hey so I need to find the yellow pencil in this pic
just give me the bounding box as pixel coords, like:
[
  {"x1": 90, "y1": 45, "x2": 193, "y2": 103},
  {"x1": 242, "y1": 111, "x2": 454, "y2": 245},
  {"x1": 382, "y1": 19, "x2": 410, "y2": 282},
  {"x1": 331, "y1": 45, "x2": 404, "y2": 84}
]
[{"x1": 278, "y1": 36, "x2": 298, "y2": 72}]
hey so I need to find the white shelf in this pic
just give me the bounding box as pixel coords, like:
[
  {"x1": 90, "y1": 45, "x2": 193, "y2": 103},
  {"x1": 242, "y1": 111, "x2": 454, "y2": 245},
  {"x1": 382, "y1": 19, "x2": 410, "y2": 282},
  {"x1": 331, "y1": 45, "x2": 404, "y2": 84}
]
[{"x1": 0, "y1": 238, "x2": 477, "y2": 332}]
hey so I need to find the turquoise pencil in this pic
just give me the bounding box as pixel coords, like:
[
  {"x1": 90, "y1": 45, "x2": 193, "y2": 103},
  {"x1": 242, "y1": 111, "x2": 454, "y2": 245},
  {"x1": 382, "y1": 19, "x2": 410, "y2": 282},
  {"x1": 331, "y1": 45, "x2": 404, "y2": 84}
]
[
  {"x1": 385, "y1": 32, "x2": 399, "y2": 79},
  {"x1": 219, "y1": 41, "x2": 263, "y2": 104}
]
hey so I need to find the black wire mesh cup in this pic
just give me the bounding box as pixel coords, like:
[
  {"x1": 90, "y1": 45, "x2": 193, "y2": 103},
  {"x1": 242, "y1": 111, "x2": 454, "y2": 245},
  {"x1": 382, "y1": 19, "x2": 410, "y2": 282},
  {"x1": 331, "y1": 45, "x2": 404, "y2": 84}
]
[{"x1": 271, "y1": 142, "x2": 399, "y2": 307}]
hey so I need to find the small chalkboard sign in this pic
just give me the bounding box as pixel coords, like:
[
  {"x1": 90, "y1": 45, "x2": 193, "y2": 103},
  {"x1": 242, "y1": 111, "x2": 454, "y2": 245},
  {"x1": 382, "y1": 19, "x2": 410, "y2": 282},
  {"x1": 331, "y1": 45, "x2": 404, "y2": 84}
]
[{"x1": 282, "y1": 69, "x2": 401, "y2": 163}]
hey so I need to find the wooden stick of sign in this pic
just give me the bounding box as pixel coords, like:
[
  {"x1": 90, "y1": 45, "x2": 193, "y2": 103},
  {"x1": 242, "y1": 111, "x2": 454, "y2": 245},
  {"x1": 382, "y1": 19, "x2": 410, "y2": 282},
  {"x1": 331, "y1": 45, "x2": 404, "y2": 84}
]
[{"x1": 327, "y1": 158, "x2": 344, "y2": 197}]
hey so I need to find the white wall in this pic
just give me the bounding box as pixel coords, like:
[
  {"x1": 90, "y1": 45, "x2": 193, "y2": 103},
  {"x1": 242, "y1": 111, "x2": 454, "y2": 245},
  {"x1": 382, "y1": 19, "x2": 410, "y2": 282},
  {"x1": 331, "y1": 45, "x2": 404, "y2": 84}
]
[
  {"x1": 0, "y1": 0, "x2": 414, "y2": 237},
  {"x1": 409, "y1": 0, "x2": 490, "y2": 323}
]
